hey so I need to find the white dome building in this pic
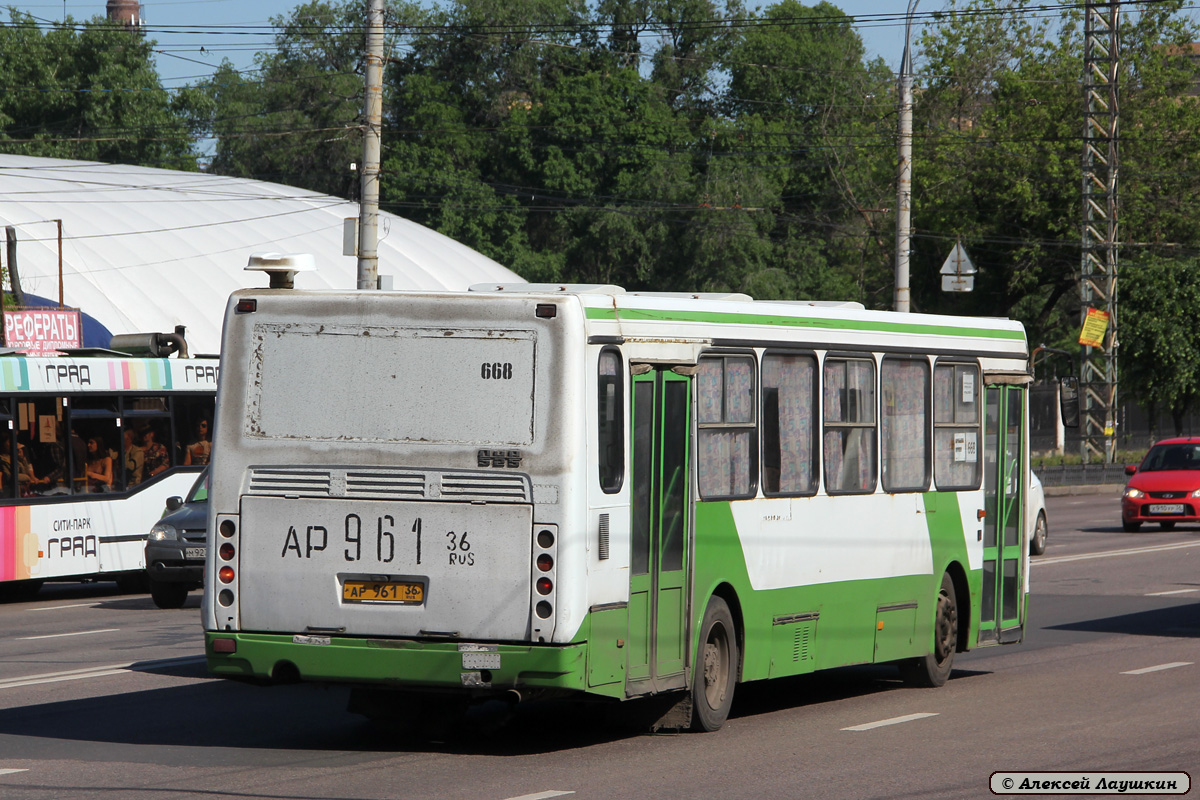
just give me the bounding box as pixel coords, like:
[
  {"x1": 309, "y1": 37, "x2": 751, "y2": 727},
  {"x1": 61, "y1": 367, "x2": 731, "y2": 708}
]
[{"x1": 0, "y1": 154, "x2": 524, "y2": 354}]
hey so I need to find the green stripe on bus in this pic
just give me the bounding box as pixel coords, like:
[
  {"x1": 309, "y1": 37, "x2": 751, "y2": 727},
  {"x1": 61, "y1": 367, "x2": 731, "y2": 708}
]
[{"x1": 584, "y1": 306, "x2": 1024, "y2": 340}]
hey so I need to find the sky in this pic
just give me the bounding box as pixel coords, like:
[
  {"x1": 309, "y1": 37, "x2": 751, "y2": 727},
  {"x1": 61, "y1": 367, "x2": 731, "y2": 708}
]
[{"x1": 7, "y1": 0, "x2": 953, "y2": 88}]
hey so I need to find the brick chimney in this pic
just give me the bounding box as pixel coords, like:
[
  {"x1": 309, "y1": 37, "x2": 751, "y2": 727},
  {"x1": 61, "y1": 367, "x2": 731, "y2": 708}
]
[{"x1": 106, "y1": 0, "x2": 143, "y2": 31}]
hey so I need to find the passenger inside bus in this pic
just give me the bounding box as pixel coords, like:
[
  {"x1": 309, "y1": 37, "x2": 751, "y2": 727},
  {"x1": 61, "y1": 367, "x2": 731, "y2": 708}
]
[
  {"x1": 143, "y1": 427, "x2": 169, "y2": 479},
  {"x1": 184, "y1": 418, "x2": 211, "y2": 466},
  {"x1": 85, "y1": 437, "x2": 114, "y2": 493},
  {"x1": 124, "y1": 428, "x2": 145, "y2": 487},
  {"x1": 15, "y1": 442, "x2": 46, "y2": 496}
]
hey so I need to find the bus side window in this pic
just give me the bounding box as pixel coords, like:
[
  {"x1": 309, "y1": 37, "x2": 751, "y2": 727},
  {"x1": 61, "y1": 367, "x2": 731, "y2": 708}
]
[
  {"x1": 823, "y1": 357, "x2": 876, "y2": 494},
  {"x1": 597, "y1": 348, "x2": 624, "y2": 493},
  {"x1": 881, "y1": 357, "x2": 931, "y2": 493},
  {"x1": 761, "y1": 352, "x2": 817, "y2": 496},
  {"x1": 697, "y1": 354, "x2": 757, "y2": 499},
  {"x1": 933, "y1": 362, "x2": 981, "y2": 490}
]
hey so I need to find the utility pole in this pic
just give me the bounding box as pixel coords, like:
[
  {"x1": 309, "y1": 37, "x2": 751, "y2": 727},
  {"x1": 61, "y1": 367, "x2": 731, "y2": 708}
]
[
  {"x1": 357, "y1": 0, "x2": 385, "y2": 290},
  {"x1": 1079, "y1": 1, "x2": 1120, "y2": 463},
  {"x1": 895, "y1": 0, "x2": 920, "y2": 313}
]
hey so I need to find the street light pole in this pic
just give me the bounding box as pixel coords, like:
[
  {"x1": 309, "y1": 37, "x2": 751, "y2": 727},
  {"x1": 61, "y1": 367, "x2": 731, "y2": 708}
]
[{"x1": 895, "y1": 0, "x2": 920, "y2": 313}]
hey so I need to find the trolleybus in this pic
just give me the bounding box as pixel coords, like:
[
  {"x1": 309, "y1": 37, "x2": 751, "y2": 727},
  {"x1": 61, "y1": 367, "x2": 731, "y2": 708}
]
[
  {"x1": 204, "y1": 279, "x2": 1036, "y2": 731},
  {"x1": 0, "y1": 335, "x2": 218, "y2": 598}
]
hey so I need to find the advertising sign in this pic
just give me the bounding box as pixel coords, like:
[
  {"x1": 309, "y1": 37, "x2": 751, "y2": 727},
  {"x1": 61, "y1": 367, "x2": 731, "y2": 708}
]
[
  {"x1": 1078, "y1": 308, "x2": 1110, "y2": 348},
  {"x1": 3, "y1": 309, "x2": 82, "y2": 355}
]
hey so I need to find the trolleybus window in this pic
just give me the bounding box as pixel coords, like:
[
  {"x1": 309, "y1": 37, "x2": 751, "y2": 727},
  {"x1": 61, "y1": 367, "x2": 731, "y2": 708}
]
[
  {"x1": 823, "y1": 357, "x2": 876, "y2": 494},
  {"x1": 881, "y1": 357, "x2": 931, "y2": 493}
]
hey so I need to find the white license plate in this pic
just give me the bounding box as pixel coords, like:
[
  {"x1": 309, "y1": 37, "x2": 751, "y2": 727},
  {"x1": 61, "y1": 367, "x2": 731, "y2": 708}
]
[
  {"x1": 185, "y1": 547, "x2": 206, "y2": 559},
  {"x1": 462, "y1": 652, "x2": 501, "y2": 670},
  {"x1": 1148, "y1": 504, "x2": 1186, "y2": 514}
]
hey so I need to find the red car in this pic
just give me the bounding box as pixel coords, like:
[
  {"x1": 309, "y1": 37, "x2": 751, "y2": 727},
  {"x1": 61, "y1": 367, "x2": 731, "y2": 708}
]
[{"x1": 1122, "y1": 437, "x2": 1200, "y2": 532}]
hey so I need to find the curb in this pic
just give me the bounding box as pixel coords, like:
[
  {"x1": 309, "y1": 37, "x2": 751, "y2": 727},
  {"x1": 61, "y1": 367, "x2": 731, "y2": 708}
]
[{"x1": 1042, "y1": 484, "x2": 1123, "y2": 497}]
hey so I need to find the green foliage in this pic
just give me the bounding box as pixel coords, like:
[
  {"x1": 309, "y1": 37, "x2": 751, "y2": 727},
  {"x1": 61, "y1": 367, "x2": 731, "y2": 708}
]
[
  {"x1": 0, "y1": 10, "x2": 198, "y2": 168},
  {"x1": 1119, "y1": 254, "x2": 1200, "y2": 434}
]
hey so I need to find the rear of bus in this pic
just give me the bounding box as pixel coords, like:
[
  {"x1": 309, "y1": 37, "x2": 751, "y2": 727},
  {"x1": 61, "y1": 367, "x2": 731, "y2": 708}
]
[{"x1": 203, "y1": 287, "x2": 591, "y2": 700}]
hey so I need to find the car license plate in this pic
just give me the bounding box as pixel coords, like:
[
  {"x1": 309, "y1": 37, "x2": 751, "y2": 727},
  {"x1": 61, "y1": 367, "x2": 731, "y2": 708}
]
[
  {"x1": 342, "y1": 579, "x2": 424, "y2": 604},
  {"x1": 1148, "y1": 504, "x2": 1186, "y2": 514},
  {"x1": 184, "y1": 547, "x2": 206, "y2": 559}
]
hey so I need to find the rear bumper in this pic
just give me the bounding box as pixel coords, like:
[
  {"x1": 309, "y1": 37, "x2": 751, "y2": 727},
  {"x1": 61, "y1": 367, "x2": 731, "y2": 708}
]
[
  {"x1": 146, "y1": 541, "x2": 204, "y2": 583},
  {"x1": 205, "y1": 632, "x2": 589, "y2": 693}
]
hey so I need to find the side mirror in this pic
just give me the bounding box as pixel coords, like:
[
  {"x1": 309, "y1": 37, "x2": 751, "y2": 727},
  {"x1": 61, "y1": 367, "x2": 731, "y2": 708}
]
[
  {"x1": 1059, "y1": 376, "x2": 1080, "y2": 429},
  {"x1": 165, "y1": 495, "x2": 184, "y2": 512},
  {"x1": 1125, "y1": 464, "x2": 1137, "y2": 476}
]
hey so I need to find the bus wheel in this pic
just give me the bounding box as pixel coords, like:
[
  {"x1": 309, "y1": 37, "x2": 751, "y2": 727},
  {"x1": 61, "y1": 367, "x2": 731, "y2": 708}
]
[
  {"x1": 901, "y1": 572, "x2": 958, "y2": 688},
  {"x1": 149, "y1": 579, "x2": 189, "y2": 609},
  {"x1": 691, "y1": 596, "x2": 737, "y2": 732}
]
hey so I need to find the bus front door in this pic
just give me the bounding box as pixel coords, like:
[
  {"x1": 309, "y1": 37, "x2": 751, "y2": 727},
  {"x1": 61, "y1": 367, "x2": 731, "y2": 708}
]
[
  {"x1": 627, "y1": 367, "x2": 692, "y2": 696},
  {"x1": 981, "y1": 384, "x2": 1026, "y2": 644}
]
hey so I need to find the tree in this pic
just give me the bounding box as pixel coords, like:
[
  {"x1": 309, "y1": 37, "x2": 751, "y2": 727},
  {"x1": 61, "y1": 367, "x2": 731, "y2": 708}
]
[
  {"x1": 0, "y1": 10, "x2": 198, "y2": 169},
  {"x1": 194, "y1": 1, "x2": 394, "y2": 198},
  {"x1": 1119, "y1": 255, "x2": 1200, "y2": 436},
  {"x1": 912, "y1": 0, "x2": 1200, "y2": 358}
]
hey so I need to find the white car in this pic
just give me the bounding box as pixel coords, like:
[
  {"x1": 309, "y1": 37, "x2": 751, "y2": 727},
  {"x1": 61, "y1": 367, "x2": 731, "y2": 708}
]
[{"x1": 1028, "y1": 472, "x2": 1048, "y2": 555}]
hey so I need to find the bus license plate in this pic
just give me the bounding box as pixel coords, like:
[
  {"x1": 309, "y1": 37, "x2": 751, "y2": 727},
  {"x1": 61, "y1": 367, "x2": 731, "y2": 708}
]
[
  {"x1": 342, "y1": 579, "x2": 424, "y2": 604},
  {"x1": 1148, "y1": 504, "x2": 1185, "y2": 515},
  {"x1": 184, "y1": 547, "x2": 206, "y2": 559}
]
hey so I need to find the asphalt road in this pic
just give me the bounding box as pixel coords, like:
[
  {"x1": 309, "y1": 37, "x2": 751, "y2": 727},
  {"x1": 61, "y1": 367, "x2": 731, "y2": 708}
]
[{"x1": 0, "y1": 492, "x2": 1196, "y2": 800}]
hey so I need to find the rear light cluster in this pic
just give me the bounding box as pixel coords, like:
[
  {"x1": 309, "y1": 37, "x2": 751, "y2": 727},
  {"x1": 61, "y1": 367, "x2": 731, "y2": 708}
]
[
  {"x1": 531, "y1": 524, "x2": 558, "y2": 640},
  {"x1": 216, "y1": 518, "x2": 238, "y2": 609}
]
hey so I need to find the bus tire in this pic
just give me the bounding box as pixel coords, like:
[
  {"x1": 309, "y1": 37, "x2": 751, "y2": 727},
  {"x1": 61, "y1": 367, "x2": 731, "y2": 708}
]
[
  {"x1": 901, "y1": 572, "x2": 957, "y2": 688},
  {"x1": 691, "y1": 595, "x2": 737, "y2": 732},
  {"x1": 149, "y1": 579, "x2": 189, "y2": 609}
]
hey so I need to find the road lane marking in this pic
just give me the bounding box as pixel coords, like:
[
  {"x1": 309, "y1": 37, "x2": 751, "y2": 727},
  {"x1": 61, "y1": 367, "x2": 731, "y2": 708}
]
[
  {"x1": 0, "y1": 655, "x2": 206, "y2": 690},
  {"x1": 16, "y1": 628, "x2": 118, "y2": 641},
  {"x1": 1037, "y1": 541, "x2": 1197, "y2": 566},
  {"x1": 0, "y1": 769, "x2": 29, "y2": 776},
  {"x1": 30, "y1": 603, "x2": 99, "y2": 612},
  {"x1": 1121, "y1": 662, "x2": 1193, "y2": 675},
  {"x1": 842, "y1": 712, "x2": 938, "y2": 731},
  {"x1": 502, "y1": 792, "x2": 575, "y2": 800},
  {"x1": 1145, "y1": 588, "x2": 1199, "y2": 596}
]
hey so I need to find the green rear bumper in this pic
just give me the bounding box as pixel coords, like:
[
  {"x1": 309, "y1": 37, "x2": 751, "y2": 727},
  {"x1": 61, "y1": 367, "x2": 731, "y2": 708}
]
[{"x1": 205, "y1": 632, "x2": 589, "y2": 692}]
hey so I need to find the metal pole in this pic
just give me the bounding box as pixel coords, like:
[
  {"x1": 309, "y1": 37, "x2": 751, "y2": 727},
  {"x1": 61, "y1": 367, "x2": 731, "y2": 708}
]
[
  {"x1": 357, "y1": 0, "x2": 385, "y2": 290},
  {"x1": 57, "y1": 219, "x2": 63, "y2": 307},
  {"x1": 894, "y1": 1, "x2": 919, "y2": 313}
]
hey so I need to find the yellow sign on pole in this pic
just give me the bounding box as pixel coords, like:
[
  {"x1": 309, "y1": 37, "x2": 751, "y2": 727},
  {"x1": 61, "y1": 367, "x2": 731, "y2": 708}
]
[{"x1": 1079, "y1": 308, "x2": 1110, "y2": 348}]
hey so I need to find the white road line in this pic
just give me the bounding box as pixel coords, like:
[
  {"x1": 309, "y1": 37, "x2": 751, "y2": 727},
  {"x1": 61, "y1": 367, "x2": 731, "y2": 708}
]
[
  {"x1": 842, "y1": 712, "x2": 938, "y2": 731},
  {"x1": 501, "y1": 792, "x2": 575, "y2": 800},
  {"x1": 1145, "y1": 588, "x2": 1199, "y2": 597},
  {"x1": 0, "y1": 769, "x2": 30, "y2": 776},
  {"x1": 1037, "y1": 541, "x2": 1197, "y2": 566},
  {"x1": 0, "y1": 655, "x2": 206, "y2": 690},
  {"x1": 1121, "y1": 662, "x2": 1193, "y2": 676},
  {"x1": 30, "y1": 603, "x2": 99, "y2": 612},
  {"x1": 16, "y1": 628, "x2": 118, "y2": 641}
]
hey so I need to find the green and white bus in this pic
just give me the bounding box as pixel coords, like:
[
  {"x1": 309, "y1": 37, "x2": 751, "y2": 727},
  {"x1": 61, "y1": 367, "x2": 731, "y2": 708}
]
[{"x1": 204, "y1": 281, "x2": 1035, "y2": 731}]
